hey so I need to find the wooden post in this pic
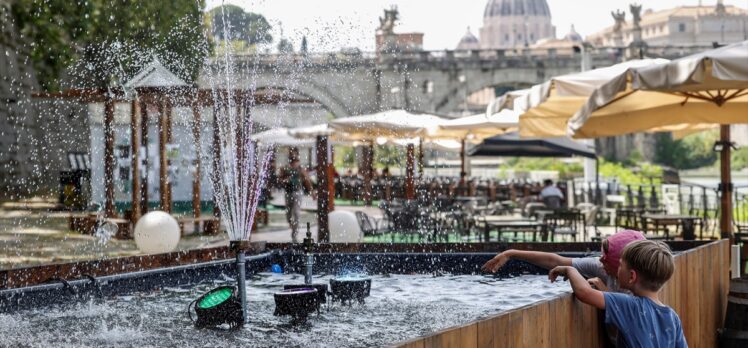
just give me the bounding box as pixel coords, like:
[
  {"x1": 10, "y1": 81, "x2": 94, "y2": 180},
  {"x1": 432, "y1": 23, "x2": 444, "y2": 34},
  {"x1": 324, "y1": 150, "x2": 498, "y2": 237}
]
[
  {"x1": 211, "y1": 102, "x2": 222, "y2": 219},
  {"x1": 103, "y1": 93, "x2": 116, "y2": 218},
  {"x1": 139, "y1": 97, "x2": 149, "y2": 214},
  {"x1": 418, "y1": 137, "x2": 424, "y2": 177},
  {"x1": 406, "y1": 143, "x2": 415, "y2": 200},
  {"x1": 460, "y1": 138, "x2": 467, "y2": 178},
  {"x1": 719, "y1": 125, "x2": 733, "y2": 242},
  {"x1": 130, "y1": 98, "x2": 142, "y2": 224},
  {"x1": 316, "y1": 135, "x2": 332, "y2": 242},
  {"x1": 191, "y1": 102, "x2": 202, "y2": 232},
  {"x1": 361, "y1": 143, "x2": 373, "y2": 206},
  {"x1": 166, "y1": 97, "x2": 173, "y2": 212},
  {"x1": 158, "y1": 96, "x2": 169, "y2": 212}
]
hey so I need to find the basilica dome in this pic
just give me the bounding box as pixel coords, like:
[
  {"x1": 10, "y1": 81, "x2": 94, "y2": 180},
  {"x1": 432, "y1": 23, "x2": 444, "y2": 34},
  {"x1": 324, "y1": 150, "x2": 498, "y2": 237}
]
[
  {"x1": 483, "y1": 0, "x2": 551, "y2": 18},
  {"x1": 479, "y1": 0, "x2": 555, "y2": 49}
]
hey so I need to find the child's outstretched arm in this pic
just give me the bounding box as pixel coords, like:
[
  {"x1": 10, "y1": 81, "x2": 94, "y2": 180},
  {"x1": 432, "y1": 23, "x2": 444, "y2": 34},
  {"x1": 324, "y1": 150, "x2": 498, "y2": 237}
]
[{"x1": 549, "y1": 266, "x2": 605, "y2": 309}]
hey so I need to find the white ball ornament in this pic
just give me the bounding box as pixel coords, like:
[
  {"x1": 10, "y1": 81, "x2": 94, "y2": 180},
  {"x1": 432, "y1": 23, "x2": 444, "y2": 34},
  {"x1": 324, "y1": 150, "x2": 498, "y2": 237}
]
[{"x1": 134, "y1": 211, "x2": 180, "y2": 254}]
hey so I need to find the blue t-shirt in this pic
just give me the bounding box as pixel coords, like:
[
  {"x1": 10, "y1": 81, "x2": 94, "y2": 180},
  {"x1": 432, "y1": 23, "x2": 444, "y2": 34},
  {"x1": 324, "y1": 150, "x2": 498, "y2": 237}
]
[{"x1": 603, "y1": 292, "x2": 687, "y2": 348}]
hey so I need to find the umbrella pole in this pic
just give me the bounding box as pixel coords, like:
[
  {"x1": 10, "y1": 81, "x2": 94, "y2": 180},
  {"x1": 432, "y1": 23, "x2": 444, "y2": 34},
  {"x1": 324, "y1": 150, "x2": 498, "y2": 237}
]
[{"x1": 719, "y1": 125, "x2": 733, "y2": 243}]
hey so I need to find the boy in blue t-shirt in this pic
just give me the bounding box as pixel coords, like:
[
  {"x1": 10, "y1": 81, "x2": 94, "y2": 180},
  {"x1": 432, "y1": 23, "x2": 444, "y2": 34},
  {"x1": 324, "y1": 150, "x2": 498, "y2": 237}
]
[{"x1": 549, "y1": 240, "x2": 687, "y2": 347}]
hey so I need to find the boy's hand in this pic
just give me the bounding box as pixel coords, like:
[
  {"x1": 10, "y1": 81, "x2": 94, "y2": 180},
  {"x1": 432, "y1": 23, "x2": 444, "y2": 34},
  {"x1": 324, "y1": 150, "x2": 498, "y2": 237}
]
[
  {"x1": 481, "y1": 251, "x2": 511, "y2": 273},
  {"x1": 548, "y1": 266, "x2": 570, "y2": 283},
  {"x1": 587, "y1": 277, "x2": 608, "y2": 291}
]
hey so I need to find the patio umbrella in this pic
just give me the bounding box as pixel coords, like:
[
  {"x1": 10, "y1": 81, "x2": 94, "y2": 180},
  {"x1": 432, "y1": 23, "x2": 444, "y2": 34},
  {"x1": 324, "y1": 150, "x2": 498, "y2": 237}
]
[
  {"x1": 251, "y1": 128, "x2": 315, "y2": 147},
  {"x1": 568, "y1": 40, "x2": 748, "y2": 238},
  {"x1": 434, "y1": 109, "x2": 519, "y2": 140},
  {"x1": 509, "y1": 59, "x2": 668, "y2": 138},
  {"x1": 468, "y1": 132, "x2": 596, "y2": 159},
  {"x1": 329, "y1": 109, "x2": 448, "y2": 139}
]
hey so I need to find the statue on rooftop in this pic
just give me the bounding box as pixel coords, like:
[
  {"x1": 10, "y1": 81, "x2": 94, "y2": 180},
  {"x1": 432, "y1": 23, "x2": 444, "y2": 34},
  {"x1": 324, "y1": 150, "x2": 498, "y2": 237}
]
[
  {"x1": 611, "y1": 10, "x2": 626, "y2": 33},
  {"x1": 630, "y1": 3, "x2": 642, "y2": 30},
  {"x1": 378, "y1": 6, "x2": 399, "y2": 34}
]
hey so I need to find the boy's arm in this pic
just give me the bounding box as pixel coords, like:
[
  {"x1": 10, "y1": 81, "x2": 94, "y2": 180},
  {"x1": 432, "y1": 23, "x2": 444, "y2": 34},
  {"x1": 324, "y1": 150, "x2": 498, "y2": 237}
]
[
  {"x1": 482, "y1": 250, "x2": 572, "y2": 273},
  {"x1": 549, "y1": 266, "x2": 606, "y2": 309}
]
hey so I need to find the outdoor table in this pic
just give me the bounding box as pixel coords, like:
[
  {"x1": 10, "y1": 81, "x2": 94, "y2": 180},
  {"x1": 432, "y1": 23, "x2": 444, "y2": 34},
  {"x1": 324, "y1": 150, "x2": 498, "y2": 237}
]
[
  {"x1": 481, "y1": 216, "x2": 544, "y2": 242},
  {"x1": 640, "y1": 214, "x2": 702, "y2": 240},
  {"x1": 455, "y1": 196, "x2": 488, "y2": 206}
]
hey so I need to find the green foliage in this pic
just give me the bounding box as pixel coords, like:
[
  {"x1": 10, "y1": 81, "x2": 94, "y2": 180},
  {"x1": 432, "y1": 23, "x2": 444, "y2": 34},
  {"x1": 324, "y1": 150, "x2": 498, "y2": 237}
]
[
  {"x1": 334, "y1": 146, "x2": 356, "y2": 169},
  {"x1": 654, "y1": 131, "x2": 718, "y2": 169},
  {"x1": 12, "y1": 0, "x2": 210, "y2": 90},
  {"x1": 732, "y1": 147, "x2": 748, "y2": 170},
  {"x1": 277, "y1": 38, "x2": 294, "y2": 53},
  {"x1": 499, "y1": 158, "x2": 583, "y2": 179},
  {"x1": 374, "y1": 145, "x2": 403, "y2": 168},
  {"x1": 598, "y1": 159, "x2": 663, "y2": 185},
  {"x1": 208, "y1": 5, "x2": 272, "y2": 45}
]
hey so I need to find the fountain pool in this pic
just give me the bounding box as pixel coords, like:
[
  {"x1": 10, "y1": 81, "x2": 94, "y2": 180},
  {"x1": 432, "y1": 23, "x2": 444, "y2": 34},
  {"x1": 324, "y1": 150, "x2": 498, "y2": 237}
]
[{"x1": 0, "y1": 272, "x2": 570, "y2": 348}]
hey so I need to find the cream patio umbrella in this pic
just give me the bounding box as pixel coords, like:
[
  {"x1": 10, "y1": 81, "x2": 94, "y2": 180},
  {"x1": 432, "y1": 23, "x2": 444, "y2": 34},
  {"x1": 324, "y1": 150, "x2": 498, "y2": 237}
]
[
  {"x1": 487, "y1": 60, "x2": 715, "y2": 138},
  {"x1": 329, "y1": 109, "x2": 448, "y2": 202},
  {"x1": 435, "y1": 109, "x2": 519, "y2": 140},
  {"x1": 508, "y1": 59, "x2": 668, "y2": 138},
  {"x1": 568, "y1": 40, "x2": 748, "y2": 239},
  {"x1": 329, "y1": 109, "x2": 448, "y2": 139}
]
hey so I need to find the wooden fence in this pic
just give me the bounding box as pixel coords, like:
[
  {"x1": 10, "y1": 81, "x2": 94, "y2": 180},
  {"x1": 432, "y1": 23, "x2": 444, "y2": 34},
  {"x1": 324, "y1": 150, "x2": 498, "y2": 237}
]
[{"x1": 394, "y1": 239, "x2": 730, "y2": 348}]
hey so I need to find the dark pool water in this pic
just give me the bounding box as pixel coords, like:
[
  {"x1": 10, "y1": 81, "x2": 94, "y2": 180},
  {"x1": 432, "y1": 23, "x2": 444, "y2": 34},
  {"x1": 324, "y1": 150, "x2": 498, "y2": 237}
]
[{"x1": 0, "y1": 273, "x2": 570, "y2": 348}]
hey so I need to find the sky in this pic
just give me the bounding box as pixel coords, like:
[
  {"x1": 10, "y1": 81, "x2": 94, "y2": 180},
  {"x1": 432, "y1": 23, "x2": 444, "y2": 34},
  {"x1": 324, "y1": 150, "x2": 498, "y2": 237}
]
[{"x1": 205, "y1": 0, "x2": 748, "y2": 52}]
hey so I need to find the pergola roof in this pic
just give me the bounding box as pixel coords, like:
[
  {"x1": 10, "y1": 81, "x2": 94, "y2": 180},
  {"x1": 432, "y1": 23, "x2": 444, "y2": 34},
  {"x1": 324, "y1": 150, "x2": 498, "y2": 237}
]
[{"x1": 124, "y1": 59, "x2": 187, "y2": 89}]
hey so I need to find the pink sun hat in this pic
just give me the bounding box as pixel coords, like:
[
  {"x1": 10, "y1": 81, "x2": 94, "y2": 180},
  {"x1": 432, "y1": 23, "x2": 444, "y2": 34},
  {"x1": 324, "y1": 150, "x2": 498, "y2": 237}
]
[{"x1": 604, "y1": 230, "x2": 646, "y2": 271}]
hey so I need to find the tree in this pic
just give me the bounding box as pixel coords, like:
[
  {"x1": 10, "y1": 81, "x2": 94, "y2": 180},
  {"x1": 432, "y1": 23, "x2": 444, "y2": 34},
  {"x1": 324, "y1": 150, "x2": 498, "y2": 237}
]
[
  {"x1": 11, "y1": 0, "x2": 210, "y2": 90},
  {"x1": 277, "y1": 38, "x2": 294, "y2": 53},
  {"x1": 300, "y1": 36, "x2": 308, "y2": 54},
  {"x1": 208, "y1": 5, "x2": 272, "y2": 46}
]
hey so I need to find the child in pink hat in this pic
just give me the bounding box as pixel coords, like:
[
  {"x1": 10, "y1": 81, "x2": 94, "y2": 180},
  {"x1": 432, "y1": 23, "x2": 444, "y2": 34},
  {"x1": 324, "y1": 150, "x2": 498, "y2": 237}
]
[{"x1": 482, "y1": 230, "x2": 646, "y2": 293}]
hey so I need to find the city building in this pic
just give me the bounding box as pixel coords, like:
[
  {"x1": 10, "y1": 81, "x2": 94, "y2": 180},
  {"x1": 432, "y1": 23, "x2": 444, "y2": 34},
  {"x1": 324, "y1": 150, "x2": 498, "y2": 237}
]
[{"x1": 587, "y1": 1, "x2": 748, "y2": 47}]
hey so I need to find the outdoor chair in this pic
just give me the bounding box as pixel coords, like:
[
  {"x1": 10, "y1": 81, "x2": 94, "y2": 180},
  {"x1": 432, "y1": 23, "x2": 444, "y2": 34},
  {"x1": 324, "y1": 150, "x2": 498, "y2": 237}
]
[
  {"x1": 355, "y1": 211, "x2": 388, "y2": 241},
  {"x1": 542, "y1": 196, "x2": 562, "y2": 209},
  {"x1": 576, "y1": 203, "x2": 600, "y2": 241},
  {"x1": 544, "y1": 209, "x2": 586, "y2": 242}
]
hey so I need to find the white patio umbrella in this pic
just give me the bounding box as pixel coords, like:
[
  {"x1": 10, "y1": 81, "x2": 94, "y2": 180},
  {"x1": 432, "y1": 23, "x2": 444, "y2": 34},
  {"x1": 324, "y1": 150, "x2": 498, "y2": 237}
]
[
  {"x1": 568, "y1": 40, "x2": 748, "y2": 238},
  {"x1": 434, "y1": 109, "x2": 519, "y2": 140},
  {"x1": 250, "y1": 127, "x2": 315, "y2": 147},
  {"x1": 329, "y1": 109, "x2": 448, "y2": 139}
]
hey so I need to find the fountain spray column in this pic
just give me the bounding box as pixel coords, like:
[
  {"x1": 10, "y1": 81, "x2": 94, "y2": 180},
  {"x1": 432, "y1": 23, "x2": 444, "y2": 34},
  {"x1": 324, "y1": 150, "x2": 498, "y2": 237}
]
[
  {"x1": 230, "y1": 240, "x2": 251, "y2": 324},
  {"x1": 303, "y1": 222, "x2": 314, "y2": 285}
]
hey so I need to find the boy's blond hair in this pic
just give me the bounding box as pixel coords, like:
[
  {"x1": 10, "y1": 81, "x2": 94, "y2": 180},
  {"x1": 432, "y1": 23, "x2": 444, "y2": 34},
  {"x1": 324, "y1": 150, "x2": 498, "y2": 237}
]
[{"x1": 621, "y1": 240, "x2": 674, "y2": 291}]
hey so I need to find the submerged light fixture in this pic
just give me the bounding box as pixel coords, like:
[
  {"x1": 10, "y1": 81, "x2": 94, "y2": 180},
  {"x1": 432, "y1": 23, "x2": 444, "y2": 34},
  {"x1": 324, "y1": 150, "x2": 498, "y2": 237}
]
[{"x1": 188, "y1": 286, "x2": 244, "y2": 329}]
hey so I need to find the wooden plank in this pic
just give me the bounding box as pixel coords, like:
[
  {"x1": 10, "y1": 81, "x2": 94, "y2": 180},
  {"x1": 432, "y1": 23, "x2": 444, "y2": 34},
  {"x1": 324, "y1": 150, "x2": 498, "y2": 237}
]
[
  {"x1": 549, "y1": 297, "x2": 571, "y2": 348},
  {"x1": 495, "y1": 310, "x2": 523, "y2": 348},
  {"x1": 440, "y1": 326, "x2": 461, "y2": 348},
  {"x1": 476, "y1": 315, "x2": 495, "y2": 348},
  {"x1": 459, "y1": 323, "x2": 477, "y2": 348}
]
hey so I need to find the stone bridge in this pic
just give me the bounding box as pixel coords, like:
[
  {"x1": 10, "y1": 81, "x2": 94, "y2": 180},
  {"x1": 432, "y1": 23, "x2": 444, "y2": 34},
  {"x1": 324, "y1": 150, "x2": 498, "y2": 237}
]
[{"x1": 201, "y1": 45, "x2": 706, "y2": 117}]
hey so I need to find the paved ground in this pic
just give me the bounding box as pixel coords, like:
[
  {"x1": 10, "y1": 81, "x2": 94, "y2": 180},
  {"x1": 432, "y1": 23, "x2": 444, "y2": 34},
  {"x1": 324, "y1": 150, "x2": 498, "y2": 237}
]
[
  {"x1": 0, "y1": 197, "x2": 620, "y2": 270},
  {"x1": 0, "y1": 198, "x2": 383, "y2": 269}
]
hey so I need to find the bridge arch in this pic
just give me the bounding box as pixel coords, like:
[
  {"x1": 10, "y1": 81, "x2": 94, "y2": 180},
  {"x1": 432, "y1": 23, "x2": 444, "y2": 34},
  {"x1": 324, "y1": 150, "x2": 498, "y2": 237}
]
[
  {"x1": 431, "y1": 66, "x2": 543, "y2": 114},
  {"x1": 253, "y1": 80, "x2": 351, "y2": 118}
]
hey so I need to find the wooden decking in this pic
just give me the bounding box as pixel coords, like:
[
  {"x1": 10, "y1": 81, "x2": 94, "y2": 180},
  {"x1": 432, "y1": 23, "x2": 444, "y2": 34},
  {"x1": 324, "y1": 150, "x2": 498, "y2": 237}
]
[{"x1": 393, "y1": 239, "x2": 731, "y2": 348}]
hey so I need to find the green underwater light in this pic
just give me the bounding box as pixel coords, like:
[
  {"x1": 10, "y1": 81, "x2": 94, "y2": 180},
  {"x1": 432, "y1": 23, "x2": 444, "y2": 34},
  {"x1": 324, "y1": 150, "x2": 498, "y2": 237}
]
[
  {"x1": 188, "y1": 286, "x2": 244, "y2": 329},
  {"x1": 198, "y1": 287, "x2": 233, "y2": 309}
]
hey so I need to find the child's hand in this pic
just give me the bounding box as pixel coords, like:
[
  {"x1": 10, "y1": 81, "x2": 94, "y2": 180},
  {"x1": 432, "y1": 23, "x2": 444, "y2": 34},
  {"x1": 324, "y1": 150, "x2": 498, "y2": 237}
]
[
  {"x1": 587, "y1": 277, "x2": 608, "y2": 291},
  {"x1": 548, "y1": 266, "x2": 570, "y2": 283},
  {"x1": 481, "y1": 252, "x2": 510, "y2": 273}
]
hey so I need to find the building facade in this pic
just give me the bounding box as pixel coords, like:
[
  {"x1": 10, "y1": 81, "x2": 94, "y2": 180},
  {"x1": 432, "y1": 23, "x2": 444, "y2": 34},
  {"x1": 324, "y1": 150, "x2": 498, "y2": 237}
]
[{"x1": 587, "y1": 2, "x2": 748, "y2": 47}]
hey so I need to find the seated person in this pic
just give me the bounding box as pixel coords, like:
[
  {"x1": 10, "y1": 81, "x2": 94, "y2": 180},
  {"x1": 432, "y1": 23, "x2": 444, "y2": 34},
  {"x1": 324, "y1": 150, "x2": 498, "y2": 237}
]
[{"x1": 540, "y1": 179, "x2": 564, "y2": 209}]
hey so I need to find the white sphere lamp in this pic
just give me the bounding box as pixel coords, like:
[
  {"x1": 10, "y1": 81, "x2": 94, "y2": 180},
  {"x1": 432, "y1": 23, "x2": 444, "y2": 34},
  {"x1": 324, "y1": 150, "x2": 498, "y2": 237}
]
[{"x1": 134, "y1": 211, "x2": 181, "y2": 254}]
